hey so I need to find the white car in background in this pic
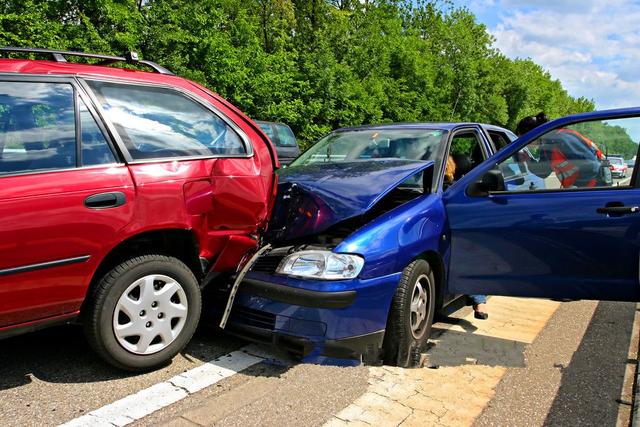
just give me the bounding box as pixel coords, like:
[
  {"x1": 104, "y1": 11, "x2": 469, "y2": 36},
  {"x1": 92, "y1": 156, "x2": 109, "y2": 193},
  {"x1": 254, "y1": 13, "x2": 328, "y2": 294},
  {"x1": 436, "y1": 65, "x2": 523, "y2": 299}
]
[{"x1": 608, "y1": 156, "x2": 628, "y2": 178}]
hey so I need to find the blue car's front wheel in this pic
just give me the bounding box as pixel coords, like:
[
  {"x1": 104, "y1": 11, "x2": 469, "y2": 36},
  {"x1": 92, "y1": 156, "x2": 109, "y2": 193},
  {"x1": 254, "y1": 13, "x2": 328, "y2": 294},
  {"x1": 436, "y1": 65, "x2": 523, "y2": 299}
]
[{"x1": 382, "y1": 259, "x2": 435, "y2": 367}]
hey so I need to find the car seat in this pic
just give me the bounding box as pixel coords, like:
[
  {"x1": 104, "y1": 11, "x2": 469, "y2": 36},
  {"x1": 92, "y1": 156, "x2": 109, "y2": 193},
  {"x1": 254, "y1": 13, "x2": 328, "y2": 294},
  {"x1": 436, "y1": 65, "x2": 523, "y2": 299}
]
[{"x1": 452, "y1": 153, "x2": 473, "y2": 180}]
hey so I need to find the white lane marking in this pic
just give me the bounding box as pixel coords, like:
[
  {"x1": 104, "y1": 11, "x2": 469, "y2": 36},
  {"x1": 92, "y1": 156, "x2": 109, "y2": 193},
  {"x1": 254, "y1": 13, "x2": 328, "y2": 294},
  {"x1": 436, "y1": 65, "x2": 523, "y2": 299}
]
[{"x1": 60, "y1": 346, "x2": 269, "y2": 427}]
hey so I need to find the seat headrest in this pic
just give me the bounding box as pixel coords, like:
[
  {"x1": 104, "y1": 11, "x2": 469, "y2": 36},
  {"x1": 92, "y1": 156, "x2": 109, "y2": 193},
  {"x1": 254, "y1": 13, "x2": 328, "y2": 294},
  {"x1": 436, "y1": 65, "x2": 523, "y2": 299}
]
[{"x1": 452, "y1": 154, "x2": 473, "y2": 180}]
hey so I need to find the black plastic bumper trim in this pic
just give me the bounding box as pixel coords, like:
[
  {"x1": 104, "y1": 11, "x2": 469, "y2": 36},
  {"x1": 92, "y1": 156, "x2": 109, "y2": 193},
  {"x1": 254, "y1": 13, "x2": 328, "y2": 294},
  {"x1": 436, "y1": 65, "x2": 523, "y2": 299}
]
[
  {"x1": 241, "y1": 278, "x2": 356, "y2": 309},
  {"x1": 226, "y1": 323, "x2": 315, "y2": 358},
  {"x1": 226, "y1": 321, "x2": 385, "y2": 363},
  {"x1": 323, "y1": 330, "x2": 385, "y2": 363}
]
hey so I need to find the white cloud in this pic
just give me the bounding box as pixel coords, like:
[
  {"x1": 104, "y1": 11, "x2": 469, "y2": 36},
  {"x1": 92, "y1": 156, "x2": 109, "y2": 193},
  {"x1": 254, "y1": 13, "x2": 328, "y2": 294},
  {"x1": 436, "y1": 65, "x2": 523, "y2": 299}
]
[
  {"x1": 488, "y1": 0, "x2": 640, "y2": 118},
  {"x1": 501, "y1": 0, "x2": 605, "y2": 12}
]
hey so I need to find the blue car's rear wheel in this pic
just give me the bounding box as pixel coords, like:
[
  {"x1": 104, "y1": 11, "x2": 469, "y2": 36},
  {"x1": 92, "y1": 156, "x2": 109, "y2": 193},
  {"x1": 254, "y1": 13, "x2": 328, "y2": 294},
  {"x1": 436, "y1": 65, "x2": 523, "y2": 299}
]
[{"x1": 382, "y1": 259, "x2": 435, "y2": 367}]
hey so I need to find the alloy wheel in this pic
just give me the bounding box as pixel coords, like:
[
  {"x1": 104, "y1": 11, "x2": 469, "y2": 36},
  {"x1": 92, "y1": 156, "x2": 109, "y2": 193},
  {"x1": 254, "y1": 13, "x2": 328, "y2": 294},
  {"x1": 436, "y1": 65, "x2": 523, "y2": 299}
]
[{"x1": 410, "y1": 274, "x2": 430, "y2": 339}]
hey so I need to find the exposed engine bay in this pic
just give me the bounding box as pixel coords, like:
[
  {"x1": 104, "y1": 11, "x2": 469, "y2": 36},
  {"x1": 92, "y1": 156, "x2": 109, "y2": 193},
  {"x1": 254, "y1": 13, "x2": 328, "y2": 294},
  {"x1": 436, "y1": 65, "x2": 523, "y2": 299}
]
[{"x1": 268, "y1": 178, "x2": 427, "y2": 249}]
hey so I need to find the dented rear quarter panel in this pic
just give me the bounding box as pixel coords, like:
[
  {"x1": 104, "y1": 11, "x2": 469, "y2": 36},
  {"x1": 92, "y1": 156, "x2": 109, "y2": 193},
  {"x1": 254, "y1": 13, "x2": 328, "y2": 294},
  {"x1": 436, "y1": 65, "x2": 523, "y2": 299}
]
[
  {"x1": 125, "y1": 157, "x2": 272, "y2": 272},
  {"x1": 103, "y1": 79, "x2": 278, "y2": 274}
]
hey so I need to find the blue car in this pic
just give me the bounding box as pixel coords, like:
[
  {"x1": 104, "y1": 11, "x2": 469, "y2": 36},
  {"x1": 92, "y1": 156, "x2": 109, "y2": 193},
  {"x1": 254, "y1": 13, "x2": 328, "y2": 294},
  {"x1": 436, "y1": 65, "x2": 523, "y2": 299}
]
[{"x1": 221, "y1": 111, "x2": 640, "y2": 366}]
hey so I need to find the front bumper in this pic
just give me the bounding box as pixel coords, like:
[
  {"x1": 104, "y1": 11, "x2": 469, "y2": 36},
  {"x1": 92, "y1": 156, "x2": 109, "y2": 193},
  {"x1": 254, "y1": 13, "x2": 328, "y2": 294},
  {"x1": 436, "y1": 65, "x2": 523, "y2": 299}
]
[
  {"x1": 223, "y1": 271, "x2": 402, "y2": 365},
  {"x1": 240, "y1": 278, "x2": 356, "y2": 308}
]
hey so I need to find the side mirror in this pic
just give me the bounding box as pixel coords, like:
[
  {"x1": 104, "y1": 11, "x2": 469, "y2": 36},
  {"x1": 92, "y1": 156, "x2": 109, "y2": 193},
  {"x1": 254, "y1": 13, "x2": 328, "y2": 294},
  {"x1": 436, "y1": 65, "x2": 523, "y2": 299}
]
[{"x1": 467, "y1": 168, "x2": 506, "y2": 197}]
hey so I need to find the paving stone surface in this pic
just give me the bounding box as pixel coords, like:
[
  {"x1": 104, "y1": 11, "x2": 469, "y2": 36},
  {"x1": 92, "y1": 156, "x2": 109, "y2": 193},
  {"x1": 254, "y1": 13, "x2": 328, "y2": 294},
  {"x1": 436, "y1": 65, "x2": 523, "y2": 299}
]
[{"x1": 325, "y1": 297, "x2": 561, "y2": 427}]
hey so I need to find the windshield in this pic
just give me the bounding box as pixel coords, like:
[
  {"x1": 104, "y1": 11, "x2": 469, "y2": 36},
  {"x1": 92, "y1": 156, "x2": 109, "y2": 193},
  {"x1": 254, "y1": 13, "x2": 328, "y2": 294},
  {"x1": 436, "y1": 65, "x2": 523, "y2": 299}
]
[
  {"x1": 609, "y1": 157, "x2": 624, "y2": 165},
  {"x1": 292, "y1": 128, "x2": 446, "y2": 166}
]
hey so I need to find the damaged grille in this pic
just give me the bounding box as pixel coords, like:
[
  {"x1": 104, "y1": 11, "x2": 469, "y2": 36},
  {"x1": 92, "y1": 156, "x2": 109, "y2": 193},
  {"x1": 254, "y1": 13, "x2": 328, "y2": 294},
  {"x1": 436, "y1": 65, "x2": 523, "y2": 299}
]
[
  {"x1": 251, "y1": 254, "x2": 285, "y2": 273},
  {"x1": 229, "y1": 306, "x2": 276, "y2": 331}
]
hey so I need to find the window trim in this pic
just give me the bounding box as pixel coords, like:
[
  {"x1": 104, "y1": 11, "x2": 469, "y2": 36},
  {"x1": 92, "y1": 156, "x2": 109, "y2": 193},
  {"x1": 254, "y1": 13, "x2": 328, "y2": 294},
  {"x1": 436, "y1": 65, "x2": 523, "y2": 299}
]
[
  {"x1": 439, "y1": 126, "x2": 492, "y2": 193},
  {"x1": 0, "y1": 162, "x2": 122, "y2": 179},
  {"x1": 79, "y1": 77, "x2": 254, "y2": 163},
  {"x1": 76, "y1": 89, "x2": 120, "y2": 167},
  {"x1": 73, "y1": 88, "x2": 81, "y2": 166}
]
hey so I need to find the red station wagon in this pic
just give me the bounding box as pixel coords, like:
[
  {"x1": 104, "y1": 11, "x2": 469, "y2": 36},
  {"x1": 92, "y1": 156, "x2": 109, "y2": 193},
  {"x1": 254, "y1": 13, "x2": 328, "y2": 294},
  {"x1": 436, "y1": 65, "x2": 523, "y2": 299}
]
[{"x1": 0, "y1": 48, "x2": 278, "y2": 370}]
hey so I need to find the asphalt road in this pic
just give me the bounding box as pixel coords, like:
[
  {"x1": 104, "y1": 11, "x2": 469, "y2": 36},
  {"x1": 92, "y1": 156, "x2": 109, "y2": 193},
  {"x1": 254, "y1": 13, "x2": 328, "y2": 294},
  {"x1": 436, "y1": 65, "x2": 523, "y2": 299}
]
[
  {"x1": 0, "y1": 324, "x2": 251, "y2": 426},
  {"x1": 476, "y1": 300, "x2": 639, "y2": 426},
  {"x1": 0, "y1": 299, "x2": 637, "y2": 427}
]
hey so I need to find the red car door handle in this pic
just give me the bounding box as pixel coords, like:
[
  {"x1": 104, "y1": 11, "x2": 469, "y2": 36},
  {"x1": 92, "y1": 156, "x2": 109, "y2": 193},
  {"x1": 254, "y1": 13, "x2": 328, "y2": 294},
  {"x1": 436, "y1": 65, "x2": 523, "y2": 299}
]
[
  {"x1": 596, "y1": 205, "x2": 639, "y2": 216},
  {"x1": 84, "y1": 192, "x2": 126, "y2": 209}
]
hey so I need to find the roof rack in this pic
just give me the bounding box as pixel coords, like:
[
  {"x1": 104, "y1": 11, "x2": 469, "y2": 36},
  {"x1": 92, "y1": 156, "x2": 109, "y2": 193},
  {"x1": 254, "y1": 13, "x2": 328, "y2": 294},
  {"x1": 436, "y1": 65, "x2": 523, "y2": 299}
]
[{"x1": 0, "y1": 47, "x2": 174, "y2": 75}]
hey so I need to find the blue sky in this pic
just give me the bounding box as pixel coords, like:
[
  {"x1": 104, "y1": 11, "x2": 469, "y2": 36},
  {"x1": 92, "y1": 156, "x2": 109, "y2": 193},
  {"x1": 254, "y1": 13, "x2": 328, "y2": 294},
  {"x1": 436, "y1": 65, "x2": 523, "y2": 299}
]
[{"x1": 451, "y1": 0, "x2": 640, "y2": 140}]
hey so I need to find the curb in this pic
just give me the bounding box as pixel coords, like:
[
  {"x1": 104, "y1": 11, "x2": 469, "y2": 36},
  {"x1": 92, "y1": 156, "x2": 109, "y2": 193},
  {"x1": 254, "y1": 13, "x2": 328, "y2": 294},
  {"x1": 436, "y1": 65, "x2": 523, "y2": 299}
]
[
  {"x1": 632, "y1": 304, "x2": 640, "y2": 427},
  {"x1": 633, "y1": 358, "x2": 640, "y2": 427}
]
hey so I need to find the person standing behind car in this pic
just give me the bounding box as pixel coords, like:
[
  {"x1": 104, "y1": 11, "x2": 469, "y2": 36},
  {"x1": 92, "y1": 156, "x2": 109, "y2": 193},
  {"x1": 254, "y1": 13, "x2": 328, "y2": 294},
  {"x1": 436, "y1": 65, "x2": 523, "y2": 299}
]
[{"x1": 516, "y1": 112, "x2": 611, "y2": 188}]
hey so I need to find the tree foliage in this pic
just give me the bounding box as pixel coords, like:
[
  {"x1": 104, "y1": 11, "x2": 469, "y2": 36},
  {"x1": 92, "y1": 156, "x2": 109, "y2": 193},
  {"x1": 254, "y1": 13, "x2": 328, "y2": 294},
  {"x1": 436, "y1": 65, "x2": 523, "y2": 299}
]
[
  {"x1": 0, "y1": 0, "x2": 602, "y2": 148},
  {"x1": 573, "y1": 121, "x2": 638, "y2": 159}
]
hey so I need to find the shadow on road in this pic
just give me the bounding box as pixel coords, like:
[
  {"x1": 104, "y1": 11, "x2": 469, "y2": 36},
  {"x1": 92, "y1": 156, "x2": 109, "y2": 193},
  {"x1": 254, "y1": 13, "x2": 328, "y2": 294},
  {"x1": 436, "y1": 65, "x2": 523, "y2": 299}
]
[
  {"x1": 427, "y1": 326, "x2": 527, "y2": 368},
  {"x1": 543, "y1": 301, "x2": 636, "y2": 426},
  {"x1": 434, "y1": 315, "x2": 479, "y2": 334},
  {"x1": 0, "y1": 323, "x2": 249, "y2": 391}
]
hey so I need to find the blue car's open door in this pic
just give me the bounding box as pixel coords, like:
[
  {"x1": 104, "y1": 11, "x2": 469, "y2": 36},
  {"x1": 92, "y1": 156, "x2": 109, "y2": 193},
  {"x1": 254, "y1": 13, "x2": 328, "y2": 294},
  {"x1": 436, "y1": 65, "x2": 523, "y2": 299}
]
[{"x1": 443, "y1": 109, "x2": 640, "y2": 302}]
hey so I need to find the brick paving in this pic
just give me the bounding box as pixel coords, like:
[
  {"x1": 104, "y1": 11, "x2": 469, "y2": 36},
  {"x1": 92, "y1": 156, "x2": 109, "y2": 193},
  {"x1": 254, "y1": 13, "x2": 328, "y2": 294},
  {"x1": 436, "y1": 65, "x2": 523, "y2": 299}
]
[{"x1": 325, "y1": 297, "x2": 561, "y2": 427}]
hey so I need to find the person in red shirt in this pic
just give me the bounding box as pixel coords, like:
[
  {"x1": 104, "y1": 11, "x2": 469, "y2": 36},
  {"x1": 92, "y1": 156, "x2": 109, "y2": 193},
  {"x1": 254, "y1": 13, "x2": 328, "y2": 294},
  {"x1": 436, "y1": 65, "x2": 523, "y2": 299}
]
[{"x1": 516, "y1": 112, "x2": 611, "y2": 188}]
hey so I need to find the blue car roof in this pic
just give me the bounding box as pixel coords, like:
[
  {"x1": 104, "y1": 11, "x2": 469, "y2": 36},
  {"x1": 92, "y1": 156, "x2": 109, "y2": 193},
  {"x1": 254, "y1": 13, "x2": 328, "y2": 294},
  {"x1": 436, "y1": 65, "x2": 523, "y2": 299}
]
[
  {"x1": 334, "y1": 122, "x2": 511, "y2": 133},
  {"x1": 333, "y1": 107, "x2": 640, "y2": 135}
]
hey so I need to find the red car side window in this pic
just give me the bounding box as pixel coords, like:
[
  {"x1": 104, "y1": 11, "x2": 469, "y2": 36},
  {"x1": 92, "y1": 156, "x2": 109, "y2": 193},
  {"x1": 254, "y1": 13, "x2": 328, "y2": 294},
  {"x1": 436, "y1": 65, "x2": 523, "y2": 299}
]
[
  {"x1": 87, "y1": 81, "x2": 247, "y2": 160},
  {"x1": 0, "y1": 81, "x2": 76, "y2": 175}
]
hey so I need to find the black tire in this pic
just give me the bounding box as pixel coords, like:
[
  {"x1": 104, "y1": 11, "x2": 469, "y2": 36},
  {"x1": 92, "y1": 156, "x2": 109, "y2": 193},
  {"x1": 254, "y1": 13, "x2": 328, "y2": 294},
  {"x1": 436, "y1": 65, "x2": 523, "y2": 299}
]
[
  {"x1": 382, "y1": 259, "x2": 435, "y2": 367},
  {"x1": 83, "y1": 254, "x2": 201, "y2": 371}
]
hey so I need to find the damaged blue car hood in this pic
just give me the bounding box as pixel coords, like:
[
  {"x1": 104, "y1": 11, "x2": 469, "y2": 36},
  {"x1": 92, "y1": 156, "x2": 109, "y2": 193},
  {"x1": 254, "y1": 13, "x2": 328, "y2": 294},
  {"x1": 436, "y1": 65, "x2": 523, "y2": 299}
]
[{"x1": 269, "y1": 159, "x2": 433, "y2": 242}]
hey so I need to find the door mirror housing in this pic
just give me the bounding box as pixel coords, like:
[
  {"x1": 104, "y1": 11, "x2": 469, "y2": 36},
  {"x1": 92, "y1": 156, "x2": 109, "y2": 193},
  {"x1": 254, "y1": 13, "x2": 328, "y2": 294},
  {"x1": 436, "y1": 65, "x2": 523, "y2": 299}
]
[{"x1": 467, "y1": 168, "x2": 505, "y2": 197}]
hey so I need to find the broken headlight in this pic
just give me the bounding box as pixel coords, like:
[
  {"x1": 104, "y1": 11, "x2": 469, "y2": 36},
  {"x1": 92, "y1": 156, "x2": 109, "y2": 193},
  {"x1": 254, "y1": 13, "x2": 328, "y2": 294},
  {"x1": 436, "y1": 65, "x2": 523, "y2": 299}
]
[{"x1": 276, "y1": 250, "x2": 364, "y2": 280}]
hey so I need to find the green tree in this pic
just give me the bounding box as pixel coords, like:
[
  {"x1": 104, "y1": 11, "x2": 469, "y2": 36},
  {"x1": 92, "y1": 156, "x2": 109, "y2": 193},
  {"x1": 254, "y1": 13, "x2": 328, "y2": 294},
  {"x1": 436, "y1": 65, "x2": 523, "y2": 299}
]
[{"x1": 0, "y1": 0, "x2": 598, "y2": 149}]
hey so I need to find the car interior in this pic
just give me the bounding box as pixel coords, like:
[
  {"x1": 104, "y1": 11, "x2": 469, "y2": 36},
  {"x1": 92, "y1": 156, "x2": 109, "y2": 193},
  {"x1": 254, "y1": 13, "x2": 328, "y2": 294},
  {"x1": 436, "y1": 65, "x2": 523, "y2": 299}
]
[{"x1": 448, "y1": 132, "x2": 486, "y2": 182}]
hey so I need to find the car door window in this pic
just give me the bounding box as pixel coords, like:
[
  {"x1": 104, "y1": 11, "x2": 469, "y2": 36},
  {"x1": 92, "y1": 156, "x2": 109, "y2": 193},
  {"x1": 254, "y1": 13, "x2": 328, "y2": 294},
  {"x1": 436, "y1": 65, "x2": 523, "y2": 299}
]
[
  {"x1": 79, "y1": 97, "x2": 116, "y2": 166},
  {"x1": 497, "y1": 117, "x2": 639, "y2": 191},
  {"x1": 0, "y1": 81, "x2": 76, "y2": 175},
  {"x1": 87, "y1": 81, "x2": 247, "y2": 160},
  {"x1": 274, "y1": 124, "x2": 297, "y2": 147},
  {"x1": 488, "y1": 130, "x2": 514, "y2": 152},
  {"x1": 448, "y1": 131, "x2": 486, "y2": 181}
]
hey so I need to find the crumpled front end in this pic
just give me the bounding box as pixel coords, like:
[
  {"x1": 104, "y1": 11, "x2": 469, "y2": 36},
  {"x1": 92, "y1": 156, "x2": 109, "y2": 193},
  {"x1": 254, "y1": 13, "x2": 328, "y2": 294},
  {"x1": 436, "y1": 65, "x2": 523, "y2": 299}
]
[
  {"x1": 216, "y1": 160, "x2": 437, "y2": 364},
  {"x1": 267, "y1": 159, "x2": 434, "y2": 245}
]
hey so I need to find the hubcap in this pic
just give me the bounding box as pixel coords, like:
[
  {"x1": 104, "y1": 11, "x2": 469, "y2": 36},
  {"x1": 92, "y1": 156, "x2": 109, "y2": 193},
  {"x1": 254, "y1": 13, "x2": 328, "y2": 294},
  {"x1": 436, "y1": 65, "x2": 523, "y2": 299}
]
[
  {"x1": 410, "y1": 274, "x2": 430, "y2": 339},
  {"x1": 113, "y1": 274, "x2": 188, "y2": 355}
]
